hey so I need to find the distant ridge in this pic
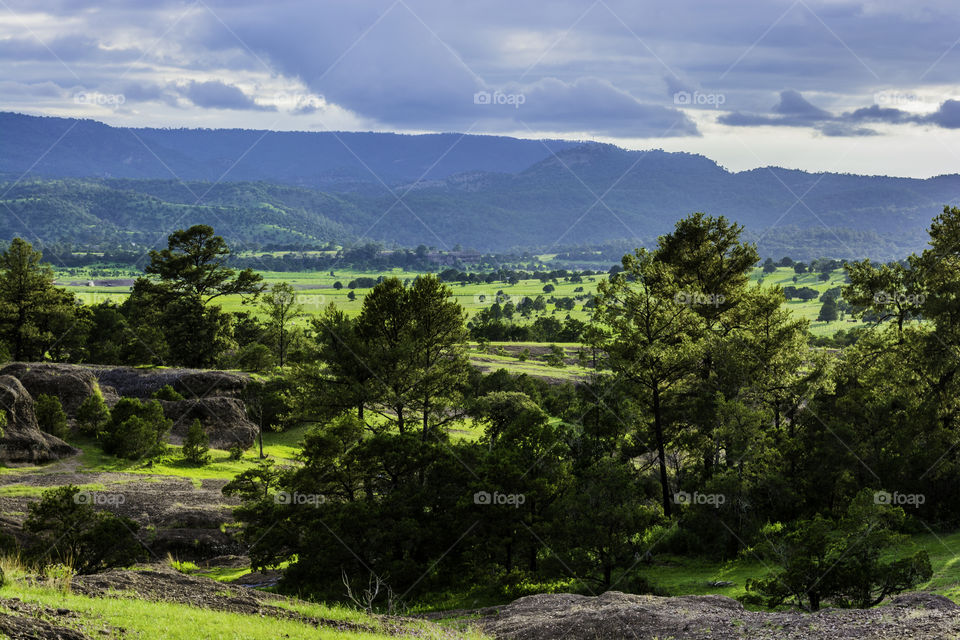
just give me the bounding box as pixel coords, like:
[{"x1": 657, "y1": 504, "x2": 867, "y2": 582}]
[{"x1": 1, "y1": 112, "x2": 958, "y2": 260}]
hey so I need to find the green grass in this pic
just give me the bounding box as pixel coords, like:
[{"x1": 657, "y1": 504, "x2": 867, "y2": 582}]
[
  {"x1": 66, "y1": 426, "x2": 313, "y2": 481},
  {"x1": 57, "y1": 265, "x2": 862, "y2": 340},
  {"x1": 0, "y1": 482, "x2": 106, "y2": 498},
  {"x1": 0, "y1": 557, "x2": 489, "y2": 639}
]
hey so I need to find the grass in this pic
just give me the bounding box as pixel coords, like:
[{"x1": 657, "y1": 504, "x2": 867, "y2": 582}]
[
  {"x1": 65, "y1": 425, "x2": 313, "y2": 481},
  {"x1": 0, "y1": 481, "x2": 105, "y2": 498},
  {"x1": 57, "y1": 265, "x2": 863, "y2": 341},
  {"x1": 409, "y1": 528, "x2": 960, "y2": 612},
  {"x1": 0, "y1": 556, "x2": 490, "y2": 639}
]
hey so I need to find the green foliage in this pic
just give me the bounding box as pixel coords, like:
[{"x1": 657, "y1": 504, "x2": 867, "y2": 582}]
[
  {"x1": 817, "y1": 298, "x2": 839, "y2": 322},
  {"x1": 744, "y1": 492, "x2": 932, "y2": 611},
  {"x1": 544, "y1": 344, "x2": 566, "y2": 367},
  {"x1": 0, "y1": 238, "x2": 80, "y2": 361},
  {"x1": 260, "y1": 281, "x2": 302, "y2": 368},
  {"x1": 152, "y1": 384, "x2": 184, "y2": 402},
  {"x1": 76, "y1": 393, "x2": 111, "y2": 437},
  {"x1": 34, "y1": 394, "x2": 68, "y2": 439},
  {"x1": 101, "y1": 398, "x2": 170, "y2": 460},
  {"x1": 24, "y1": 485, "x2": 143, "y2": 574},
  {"x1": 182, "y1": 419, "x2": 211, "y2": 466}
]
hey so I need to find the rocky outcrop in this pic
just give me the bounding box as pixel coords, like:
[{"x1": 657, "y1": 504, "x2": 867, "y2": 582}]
[
  {"x1": 0, "y1": 375, "x2": 78, "y2": 463},
  {"x1": 93, "y1": 367, "x2": 247, "y2": 400},
  {"x1": 160, "y1": 397, "x2": 258, "y2": 449},
  {"x1": 0, "y1": 362, "x2": 100, "y2": 415},
  {"x1": 472, "y1": 590, "x2": 960, "y2": 640}
]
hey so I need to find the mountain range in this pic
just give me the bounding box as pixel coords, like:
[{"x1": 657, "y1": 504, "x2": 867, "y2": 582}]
[{"x1": 2, "y1": 111, "x2": 957, "y2": 260}]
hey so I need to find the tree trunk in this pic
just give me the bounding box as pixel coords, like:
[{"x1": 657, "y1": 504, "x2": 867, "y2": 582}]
[{"x1": 653, "y1": 387, "x2": 671, "y2": 517}]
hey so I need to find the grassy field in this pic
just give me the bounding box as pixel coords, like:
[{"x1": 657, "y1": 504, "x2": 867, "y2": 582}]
[
  {"x1": 57, "y1": 265, "x2": 861, "y2": 338},
  {"x1": 0, "y1": 557, "x2": 488, "y2": 640}
]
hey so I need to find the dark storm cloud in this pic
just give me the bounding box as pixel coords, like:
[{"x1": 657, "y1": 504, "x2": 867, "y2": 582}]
[
  {"x1": 721, "y1": 89, "x2": 960, "y2": 136},
  {"x1": 181, "y1": 80, "x2": 275, "y2": 112}
]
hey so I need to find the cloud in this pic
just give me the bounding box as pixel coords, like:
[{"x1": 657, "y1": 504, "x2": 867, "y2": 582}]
[
  {"x1": 481, "y1": 77, "x2": 698, "y2": 137},
  {"x1": 720, "y1": 90, "x2": 960, "y2": 136},
  {"x1": 181, "y1": 80, "x2": 275, "y2": 112},
  {"x1": 925, "y1": 100, "x2": 960, "y2": 129}
]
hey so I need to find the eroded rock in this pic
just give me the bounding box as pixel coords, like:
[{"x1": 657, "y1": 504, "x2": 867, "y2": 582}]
[{"x1": 0, "y1": 375, "x2": 78, "y2": 463}]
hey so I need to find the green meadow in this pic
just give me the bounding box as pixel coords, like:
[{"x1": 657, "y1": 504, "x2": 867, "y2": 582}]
[{"x1": 57, "y1": 264, "x2": 860, "y2": 338}]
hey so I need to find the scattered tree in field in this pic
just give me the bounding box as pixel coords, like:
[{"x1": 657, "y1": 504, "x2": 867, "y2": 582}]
[
  {"x1": 817, "y1": 298, "x2": 839, "y2": 322},
  {"x1": 182, "y1": 419, "x2": 211, "y2": 465},
  {"x1": 260, "y1": 282, "x2": 302, "y2": 367}
]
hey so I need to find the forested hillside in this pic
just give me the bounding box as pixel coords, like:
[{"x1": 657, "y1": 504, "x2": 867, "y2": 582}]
[{"x1": 2, "y1": 112, "x2": 959, "y2": 258}]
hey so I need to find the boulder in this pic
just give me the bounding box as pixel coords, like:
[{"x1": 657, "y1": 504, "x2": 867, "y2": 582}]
[
  {"x1": 0, "y1": 362, "x2": 99, "y2": 415},
  {"x1": 0, "y1": 375, "x2": 78, "y2": 463},
  {"x1": 172, "y1": 371, "x2": 246, "y2": 399},
  {"x1": 94, "y1": 367, "x2": 247, "y2": 400},
  {"x1": 160, "y1": 398, "x2": 258, "y2": 449}
]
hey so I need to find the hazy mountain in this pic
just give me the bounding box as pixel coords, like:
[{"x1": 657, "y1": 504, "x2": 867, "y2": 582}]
[
  {"x1": 2, "y1": 112, "x2": 958, "y2": 260},
  {"x1": 0, "y1": 112, "x2": 577, "y2": 188}
]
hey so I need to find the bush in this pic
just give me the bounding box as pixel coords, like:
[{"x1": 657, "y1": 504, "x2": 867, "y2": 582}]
[
  {"x1": 76, "y1": 393, "x2": 111, "y2": 437},
  {"x1": 35, "y1": 394, "x2": 68, "y2": 439},
  {"x1": 182, "y1": 419, "x2": 211, "y2": 465},
  {"x1": 228, "y1": 444, "x2": 245, "y2": 460},
  {"x1": 235, "y1": 343, "x2": 275, "y2": 372},
  {"x1": 101, "y1": 398, "x2": 171, "y2": 460},
  {"x1": 152, "y1": 384, "x2": 184, "y2": 401},
  {"x1": 24, "y1": 485, "x2": 144, "y2": 574},
  {"x1": 744, "y1": 491, "x2": 932, "y2": 611}
]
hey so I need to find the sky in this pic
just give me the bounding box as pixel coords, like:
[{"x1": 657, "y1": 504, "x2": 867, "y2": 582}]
[{"x1": 2, "y1": 0, "x2": 960, "y2": 177}]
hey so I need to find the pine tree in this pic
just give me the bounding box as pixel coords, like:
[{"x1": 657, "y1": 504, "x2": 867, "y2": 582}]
[{"x1": 182, "y1": 419, "x2": 210, "y2": 465}]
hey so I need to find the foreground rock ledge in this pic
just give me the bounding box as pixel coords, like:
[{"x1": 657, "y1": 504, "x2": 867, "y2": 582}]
[{"x1": 470, "y1": 590, "x2": 960, "y2": 640}]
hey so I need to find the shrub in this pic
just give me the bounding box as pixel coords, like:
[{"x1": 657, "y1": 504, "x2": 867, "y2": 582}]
[
  {"x1": 235, "y1": 343, "x2": 275, "y2": 372},
  {"x1": 228, "y1": 445, "x2": 245, "y2": 460},
  {"x1": 744, "y1": 491, "x2": 932, "y2": 611},
  {"x1": 182, "y1": 419, "x2": 211, "y2": 465},
  {"x1": 24, "y1": 485, "x2": 144, "y2": 574},
  {"x1": 35, "y1": 394, "x2": 68, "y2": 439},
  {"x1": 102, "y1": 398, "x2": 171, "y2": 459},
  {"x1": 76, "y1": 393, "x2": 111, "y2": 437},
  {"x1": 152, "y1": 384, "x2": 184, "y2": 401}
]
